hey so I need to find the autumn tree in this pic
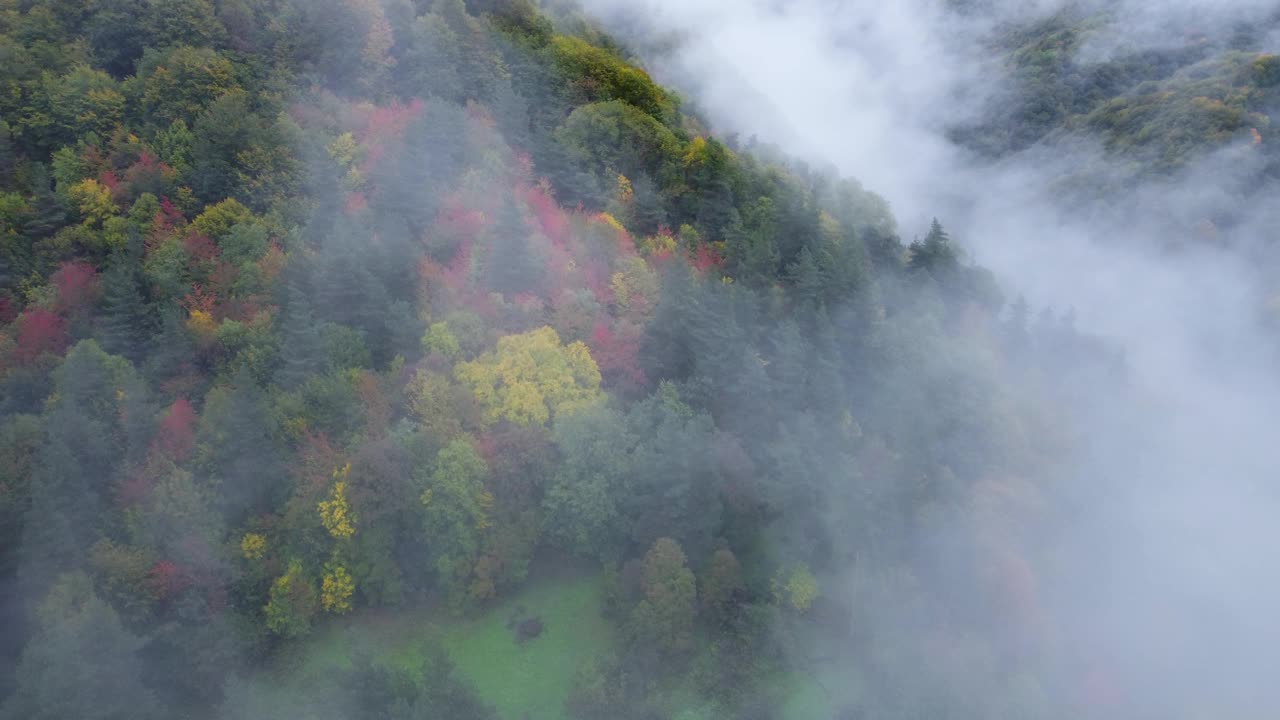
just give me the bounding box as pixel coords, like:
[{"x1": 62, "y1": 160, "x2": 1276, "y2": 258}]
[
  {"x1": 454, "y1": 326, "x2": 603, "y2": 427},
  {"x1": 264, "y1": 559, "x2": 318, "y2": 638}
]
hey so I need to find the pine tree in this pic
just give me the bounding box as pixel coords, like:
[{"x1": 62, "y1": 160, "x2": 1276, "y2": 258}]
[
  {"x1": 485, "y1": 196, "x2": 544, "y2": 298},
  {"x1": 145, "y1": 305, "x2": 196, "y2": 382},
  {"x1": 0, "y1": 119, "x2": 13, "y2": 189},
  {"x1": 767, "y1": 319, "x2": 810, "y2": 415},
  {"x1": 1, "y1": 573, "x2": 161, "y2": 720},
  {"x1": 786, "y1": 245, "x2": 826, "y2": 312},
  {"x1": 23, "y1": 164, "x2": 66, "y2": 240},
  {"x1": 1004, "y1": 294, "x2": 1031, "y2": 355},
  {"x1": 629, "y1": 172, "x2": 668, "y2": 236},
  {"x1": 810, "y1": 308, "x2": 850, "y2": 420},
  {"x1": 197, "y1": 367, "x2": 283, "y2": 517},
  {"x1": 908, "y1": 218, "x2": 957, "y2": 275},
  {"x1": 97, "y1": 261, "x2": 151, "y2": 363},
  {"x1": 276, "y1": 280, "x2": 324, "y2": 389}
]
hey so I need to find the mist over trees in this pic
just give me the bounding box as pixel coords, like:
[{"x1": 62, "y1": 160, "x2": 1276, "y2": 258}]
[{"x1": 0, "y1": 0, "x2": 1272, "y2": 718}]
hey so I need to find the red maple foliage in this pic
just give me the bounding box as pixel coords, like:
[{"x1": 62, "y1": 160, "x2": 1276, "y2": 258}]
[
  {"x1": 158, "y1": 196, "x2": 185, "y2": 227},
  {"x1": 356, "y1": 99, "x2": 426, "y2": 180},
  {"x1": 344, "y1": 191, "x2": 368, "y2": 214},
  {"x1": 183, "y1": 231, "x2": 220, "y2": 267},
  {"x1": 147, "y1": 560, "x2": 191, "y2": 601},
  {"x1": 435, "y1": 196, "x2": 488, "y2": 245},
  {"x1": 154, "y1": 397, "x2": 196, "y2": 462},
  {"x1": 99, "y1": 169, "x2": 127, "y2": 205},
  {"x1": 692, "y1": 244, "x2": 724, "y2": 273},
  {"x1": 180, "y1": 284, "x2": 217, "y2": 315},
  {"x1": 581, "y1": 259, "x2": 613, "y2": 305},
  {"x1": 590, "y1": 319, "x2": 646, "y2": 390},
  {"x1": 124, "y1": 151, "x2": 175, "y2": 195},
  {"x1": 51, "y1": 260, "x2": 99, "y2": 315},
  {"x1": 13, "y1": 308, "x2": 68, "y2": 364},
  {"x1": 521, "y1": 184, "x2": 570, "y2": 247}
]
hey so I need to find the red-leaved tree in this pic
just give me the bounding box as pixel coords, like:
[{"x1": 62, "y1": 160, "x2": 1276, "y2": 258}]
[
  {"x1": 154, "y1": 397, "x2": 196, "y2": 462},
  {"x1": 13, "y1": 308, "x2": 68, "y2": 364},
  {"x1": 52, "y1": 260, "x2": 99, "y2": 315}
]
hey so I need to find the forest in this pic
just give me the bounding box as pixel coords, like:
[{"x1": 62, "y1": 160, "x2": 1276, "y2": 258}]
[{"x1": 0, "y1": 1, "x2": 1270, "y2": 719}]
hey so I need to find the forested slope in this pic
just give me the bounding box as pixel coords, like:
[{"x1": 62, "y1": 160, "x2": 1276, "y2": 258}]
[
  {"x1": 0, "y1": 1, "x2": 1121, "y2": 718},
  {"x1": 953, "y1": 5, "x2": 1280, "y2": 177}
]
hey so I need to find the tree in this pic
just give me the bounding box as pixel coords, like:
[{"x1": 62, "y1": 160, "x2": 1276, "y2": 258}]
[
  {"x1": 629, "y1": 537, "x2": 696, "y2": 656},
  {"x1": 620, "y1": 384, "x2": 722, "y2": 557},
  {"x1": 195, "y1": 367, "x2": 284, "y2": 516},
  {"x1": 135, "y1": 46, "x2": 238, "y2": 130},
  {"x1": 276, "y1": 280, "x2": 324, "y2": 389},
  {"x1": 725, "y1": 196, "x2": 780, "y2": 283},
  {"x1": 0, "y1": 119, "x2": 13, "y2": 188},
  {"x1": 908, "y1": 218, "x2": 958, "y2": 275},
  {"x1": 29, "y1": 65, "x2": 124, "y2": 150},
  {"x1": 142, "y1": 0, "x2": 228, "y2": 50},
  {"x1": 552, "y1": 100, "x2": 682, "y2": 206},
  {"x1": 772, "y1": 563, "x2": 818, "y2": 613},
  {"x1": 700, "y1": 547, "x2": 745, "y2": 626},
  {"x1": 0, "y1": 573, "x2": 161, "y2": 720},
  {"x1": 1004, "y1": 294, "x2": 1031, "y2": 355},
  {"x1": 153, "y1": 397, "x2": 196, "y2": 462},
  {"x1": 19, "y1": 342, "x2": 143, "y2": 587},
  {"x1": 419, "y1": 438, "x2": 492, "y2": 601},
  {"x1": 96, "y1": 258, "x2": 151, "y2": 363},
  {"x1": 86, "y1": 0, "x2": 148, "y2": 78},
  {"x1": 12, "y1": 309, "x2": 68, "y2": 365},
  {"x1": 131, "y1": 453, "x2": 223, "y2": 581},
  {"x1": 144, "y1": 305, "x2": 196, "y2": 382},
  {"x1": 454, "y1": 326, "x2": 603, "y2": 427},
  {"x1": 264, "y1": 559, "x2": 318, "y2": 638},
  {"x1": 542, "y1": 404, "x2": 629, "y2": 558},
  {"x1": 23, "y1": 164, "x2": 67, "y2": 240},
  {"x1": 188, "y1": 92, "x2": 298, "y2": 209},
  {"x1": 484, "y1": 196, "x2": 544, "y2": 298}
]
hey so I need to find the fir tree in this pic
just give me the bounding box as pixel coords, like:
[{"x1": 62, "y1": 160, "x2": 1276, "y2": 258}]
[
  {"x1": 485, "y1": 196, "x2": 544, "y2": 298},
  {"x1": 0, "y1": 119, "x2": 13, "y2": 189},
  {"x1": 97, "y1": 261, "x2": 151, "y2": 363},
  {"x1": 908, "y1": 218, "x2": 958, "y2": 275},
  {"x1": 276, "y1": 280, "x2": 324, "y2": 389}
]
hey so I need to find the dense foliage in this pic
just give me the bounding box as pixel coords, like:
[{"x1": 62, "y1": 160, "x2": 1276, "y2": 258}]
[
  {"x1": 953, "y1": 6, "x2": 1280, "y2": 177},
  {"x1": 0, "y1": 1, "x2": 1128, "y2": 718}
]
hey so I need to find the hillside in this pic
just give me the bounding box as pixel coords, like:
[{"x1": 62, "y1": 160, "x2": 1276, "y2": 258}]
[{"x1": 953, "y1": 6, "x2": 1280, "y2": 175}]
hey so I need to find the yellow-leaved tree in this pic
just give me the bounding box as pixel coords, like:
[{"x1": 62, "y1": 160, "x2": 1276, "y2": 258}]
[
  {"x1": 454, "y1": 326, "x2": 603, "y2": 427},
  {"x1": 317, "y1": 464, "x2": 357, "y2": 614},
  {"x1": 318, "y1": 464, "x2": 356, "y2": 540},
  {"x1": 321, "y1": 562, "x2": 355, "y2": 613},
  {"x1": 773, "y1": 564, "x2": 819, "y2": 613}
]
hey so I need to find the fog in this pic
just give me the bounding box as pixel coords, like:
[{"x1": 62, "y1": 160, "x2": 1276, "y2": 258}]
[{"x1": 580, "y1": 0, "x2": 1280, "y2": 715}]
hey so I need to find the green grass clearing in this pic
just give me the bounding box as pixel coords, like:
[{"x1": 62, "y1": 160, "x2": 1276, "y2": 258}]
[{"x1": 290, "y1": 573, "x2": 616, "y2": 720}]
